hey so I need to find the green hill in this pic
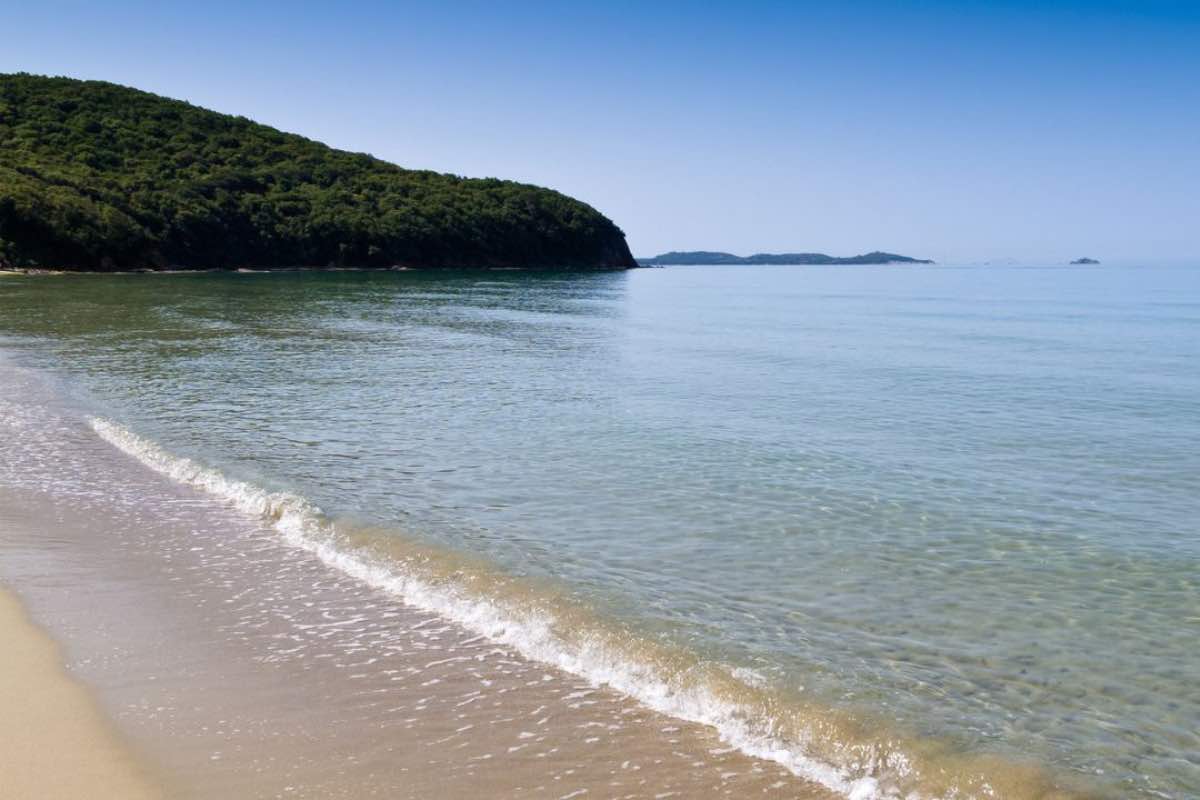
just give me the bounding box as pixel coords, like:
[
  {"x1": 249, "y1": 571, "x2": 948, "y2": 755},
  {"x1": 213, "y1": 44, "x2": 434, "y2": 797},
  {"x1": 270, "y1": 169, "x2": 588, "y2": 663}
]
[
  {"x1": 638, "y1": 251, "x2": 933, "y2": 266},
  {"x1": 0, "y1": 73, "x2": 635, "y2": 271}
]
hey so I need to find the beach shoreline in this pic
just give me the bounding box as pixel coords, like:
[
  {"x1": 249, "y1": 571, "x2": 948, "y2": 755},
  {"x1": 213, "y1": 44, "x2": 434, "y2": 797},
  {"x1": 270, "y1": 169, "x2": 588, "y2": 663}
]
[
  {"x1": 0, "y1": 584, "x2": 161, "y2": 800},
  {"x1": 0, "y1": 356, "x2": 831, "y2": 800},
  {"x1": 0, "y1": 272, "x2": 1132, "y2": 800}
]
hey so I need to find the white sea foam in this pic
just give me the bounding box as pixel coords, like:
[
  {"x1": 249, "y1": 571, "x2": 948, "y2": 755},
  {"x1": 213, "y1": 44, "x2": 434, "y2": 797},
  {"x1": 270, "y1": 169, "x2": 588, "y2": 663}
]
[{"x1": 89, "y1": 416, "x2": 907, "y2": 800}]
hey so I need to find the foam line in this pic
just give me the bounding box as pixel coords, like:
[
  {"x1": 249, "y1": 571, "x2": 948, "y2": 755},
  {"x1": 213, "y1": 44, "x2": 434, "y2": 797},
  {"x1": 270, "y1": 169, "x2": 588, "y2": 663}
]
[{"x1": 90, "y1": 416, "x2": 906, "y2": 800}]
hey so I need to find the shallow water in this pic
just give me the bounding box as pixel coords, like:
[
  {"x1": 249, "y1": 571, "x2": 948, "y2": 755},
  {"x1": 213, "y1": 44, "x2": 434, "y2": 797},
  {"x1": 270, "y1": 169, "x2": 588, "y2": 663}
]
[
  {"x1": 0, "y1": 264, "x2": 1197, "y2": 798},
  {"x1": 0, "y1": 367, "x2": 816, "y2": 800}
]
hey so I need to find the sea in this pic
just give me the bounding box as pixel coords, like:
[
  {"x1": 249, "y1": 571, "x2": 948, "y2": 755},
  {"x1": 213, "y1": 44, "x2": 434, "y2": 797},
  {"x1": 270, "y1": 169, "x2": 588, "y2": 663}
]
[{"x1": 0, "y1": 263, "x2": 1196, "y2": 799}]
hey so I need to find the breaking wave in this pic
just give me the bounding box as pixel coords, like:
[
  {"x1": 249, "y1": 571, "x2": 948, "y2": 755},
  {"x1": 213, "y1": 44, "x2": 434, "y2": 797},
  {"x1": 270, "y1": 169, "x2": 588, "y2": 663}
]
[{"x1": 89, "y1": 416, "x2": 1076, "y2": 800}]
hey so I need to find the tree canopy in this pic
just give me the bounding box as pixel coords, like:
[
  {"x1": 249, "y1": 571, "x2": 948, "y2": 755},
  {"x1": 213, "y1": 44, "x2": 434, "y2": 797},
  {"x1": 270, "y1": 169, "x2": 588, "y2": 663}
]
[{"x1": 0, "y1": 73, "x2": 635, "y2": 271}]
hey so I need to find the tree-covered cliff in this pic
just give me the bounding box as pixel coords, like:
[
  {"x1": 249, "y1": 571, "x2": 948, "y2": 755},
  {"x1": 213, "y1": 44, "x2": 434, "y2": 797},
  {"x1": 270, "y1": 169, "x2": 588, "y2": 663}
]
[{"x1": 0, "y1": 74, "x2": 635, "y2": 271}]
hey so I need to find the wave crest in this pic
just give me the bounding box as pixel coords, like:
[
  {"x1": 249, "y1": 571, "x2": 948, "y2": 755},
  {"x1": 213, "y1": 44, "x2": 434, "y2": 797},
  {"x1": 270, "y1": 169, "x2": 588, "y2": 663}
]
[{"x1": 89, "y1": 416, "x2": 1076, "y2": 800}]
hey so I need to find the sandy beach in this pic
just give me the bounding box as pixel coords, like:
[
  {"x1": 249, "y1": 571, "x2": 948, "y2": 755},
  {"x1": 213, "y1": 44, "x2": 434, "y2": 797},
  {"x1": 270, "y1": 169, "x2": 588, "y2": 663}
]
[
  {"x1": 0, "y1": 585, "x2": 160, "y2": 800},
  {"x1": 0, "y1": 358, "x2": 832, "y2": 800}
]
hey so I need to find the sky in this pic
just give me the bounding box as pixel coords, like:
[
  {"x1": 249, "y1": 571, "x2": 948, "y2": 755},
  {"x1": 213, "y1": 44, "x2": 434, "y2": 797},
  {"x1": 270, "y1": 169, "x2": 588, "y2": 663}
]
[{"x1": 2, "y1": 0, "x2": 1197, "y2": 263}]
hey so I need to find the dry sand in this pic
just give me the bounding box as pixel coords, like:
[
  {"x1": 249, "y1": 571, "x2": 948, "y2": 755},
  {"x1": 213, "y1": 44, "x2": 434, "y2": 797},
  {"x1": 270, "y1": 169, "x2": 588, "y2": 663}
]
[{"x1": 0, "y1": 585, "x2": 161, "y2": 800}]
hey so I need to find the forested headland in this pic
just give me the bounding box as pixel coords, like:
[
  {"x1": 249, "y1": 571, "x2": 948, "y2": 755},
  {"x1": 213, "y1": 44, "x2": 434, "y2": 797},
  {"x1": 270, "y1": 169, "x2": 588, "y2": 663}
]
[{"x1": 0, "y1": 74, "x2": 635, "y2": 271}]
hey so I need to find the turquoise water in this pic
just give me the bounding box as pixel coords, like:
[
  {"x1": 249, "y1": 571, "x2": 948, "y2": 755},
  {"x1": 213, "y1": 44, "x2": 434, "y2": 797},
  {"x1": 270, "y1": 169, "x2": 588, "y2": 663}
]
[{"x1": 1, "y1": 264, "x2": 1197, "y2": 798}]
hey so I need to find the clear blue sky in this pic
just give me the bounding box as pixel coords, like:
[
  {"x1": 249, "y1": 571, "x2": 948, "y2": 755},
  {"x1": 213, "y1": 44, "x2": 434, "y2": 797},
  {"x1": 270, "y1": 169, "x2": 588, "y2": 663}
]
[{"x1": 3, "y1": 1, "x2": 1197, "y2": 262}]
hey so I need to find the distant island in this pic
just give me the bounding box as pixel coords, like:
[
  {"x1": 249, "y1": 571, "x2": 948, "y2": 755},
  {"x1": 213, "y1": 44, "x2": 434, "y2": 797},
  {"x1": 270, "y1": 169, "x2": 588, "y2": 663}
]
[
  {"x1": 1070, "y1": 257, "x2": 1100, "y2": 265},
  {"x1": 0, "y1": 74, "x2": 635, "y2": 271},
  {"x1": 638, "y1": 251, "x2": 933, "y2": 266}
]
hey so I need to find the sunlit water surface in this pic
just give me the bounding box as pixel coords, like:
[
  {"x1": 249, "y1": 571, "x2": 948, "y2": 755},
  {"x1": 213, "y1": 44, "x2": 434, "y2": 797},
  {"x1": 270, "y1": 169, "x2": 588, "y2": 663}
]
[{"x1": 0, "y1": 264, "x2": 1196, "y2": 798}]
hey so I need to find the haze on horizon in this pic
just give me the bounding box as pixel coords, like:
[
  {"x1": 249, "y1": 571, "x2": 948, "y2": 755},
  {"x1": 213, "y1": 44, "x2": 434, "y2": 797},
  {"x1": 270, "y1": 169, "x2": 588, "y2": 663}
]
[{"x1": 3, "y1": 0, "x2": 1197, "y2": 264}]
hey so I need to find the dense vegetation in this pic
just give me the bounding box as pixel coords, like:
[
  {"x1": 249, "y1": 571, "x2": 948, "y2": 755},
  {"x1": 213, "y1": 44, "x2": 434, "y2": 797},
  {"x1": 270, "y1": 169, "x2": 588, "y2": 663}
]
[
  {"x1": 0, "y1": 73, "x2": 635, "y2": 271},
  {"x1": 639, "y1": 251, "x2": 933, "y2": 265}
]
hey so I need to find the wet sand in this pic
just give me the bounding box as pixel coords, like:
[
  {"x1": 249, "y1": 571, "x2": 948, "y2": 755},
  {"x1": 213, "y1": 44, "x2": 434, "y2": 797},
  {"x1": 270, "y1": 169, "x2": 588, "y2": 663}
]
[
  {"x1": 0, "y1": 358, "x2": 837, "y2": 799},
  {"x1": 0, "y1": 585, "x2": 161, "y2": 800},
  {"x1": 0, "y1": 485, "x2": 832, "y2": 800}
]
